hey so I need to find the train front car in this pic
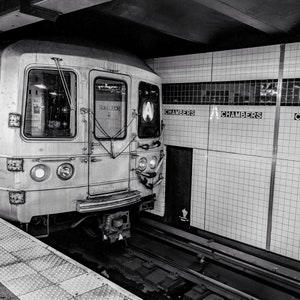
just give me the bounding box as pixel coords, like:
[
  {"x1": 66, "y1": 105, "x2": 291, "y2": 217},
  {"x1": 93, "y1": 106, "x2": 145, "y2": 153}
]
[{"x1": 0, "y1": 40, "x2": 164, "y2": 242}]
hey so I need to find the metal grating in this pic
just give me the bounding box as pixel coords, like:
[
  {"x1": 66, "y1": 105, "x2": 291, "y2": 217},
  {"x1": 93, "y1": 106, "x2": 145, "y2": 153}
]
[
  {"x1": 0, "y1": 282, "x2": 19, "y2": 300},
  {"x1": 19, "y1": 285, "x2": 72, "y2": 300},
  {"x1": 0, "y1": 262, "x2": 36, "y2": 282},
  {"x1": 0, "y1": 235, "x2": 37, "y2": 252},
  {"x1": 75, "y1": 284, "x2": 134, "y2": 300},
  {"x1": 12, "y1": 246, "x2": 51, "y2": 261},
  {"x1": 0, "y1": 248, "x2": 19, "y2": 267},
  {"x1": 0, "y1": 223, "x2": 18, "y2": 239},
  {"x1": 41, "y1": 262, "x2": 86, "y2": 284},
  {"x1": 3, "y1": 273, "x2": 52, "y2": 296},
  {"x1": 0, "y1": 219, "x2": 139, "y2": 299},
  {"x1": 59, "y1": 273, "x2": 104, "y2": 297},
  {"x1": 26, "y1": 254, "x2": 68, "y2": 272}
]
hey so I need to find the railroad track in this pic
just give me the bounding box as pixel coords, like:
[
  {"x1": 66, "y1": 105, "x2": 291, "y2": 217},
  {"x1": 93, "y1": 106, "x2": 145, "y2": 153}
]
[
  {"x1": 127, "y1": 242, "x2": 259, "y2": 300},
  {"x1": 128, "y1": 218, "x2": 300, "y2": 300},
  {"x1": 43, "y1": 219, "x2": 300, "y2": 300}
]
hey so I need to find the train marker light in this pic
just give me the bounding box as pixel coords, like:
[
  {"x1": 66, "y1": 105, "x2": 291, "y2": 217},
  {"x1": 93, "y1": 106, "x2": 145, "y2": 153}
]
[
  {"x1": 137, "y1": 157, "x2": 147, "y2": 171},
  {"x1": 30, "y1": 164, "x2": 49, "y2": 182},
  {"x1": 57, "y1": 163, "x2": 74, "y2": 180},
  {"x1": 142, "y1": 101, "x2": 154, "y2": 122},
  {"x1": 9, "y1": 191, "x2": 25, "y2": 204},
  {"x1": 149, "y1": 156, "x2": 157, "y2": 169},
  {"x1": 7, "y1": 158, "x2": 24, "y2": 172}
]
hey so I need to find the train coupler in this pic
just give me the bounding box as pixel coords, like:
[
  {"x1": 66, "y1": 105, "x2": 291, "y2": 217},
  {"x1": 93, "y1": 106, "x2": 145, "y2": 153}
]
[{"x1": 102, "y1": 211, "x2": 131, "y2": 243}]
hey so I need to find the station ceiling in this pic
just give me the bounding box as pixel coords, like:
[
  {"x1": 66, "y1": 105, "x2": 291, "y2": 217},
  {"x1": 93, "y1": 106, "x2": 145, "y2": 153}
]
[{"x1": 1, "y1": 0, "x2": 300, "y2": 58}]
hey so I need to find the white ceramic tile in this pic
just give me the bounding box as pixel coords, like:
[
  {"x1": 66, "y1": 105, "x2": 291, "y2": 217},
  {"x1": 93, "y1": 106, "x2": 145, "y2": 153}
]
[
  {"x1": 148, "y1": 52, "x2": 212, "y2": 84},
  {"x1": 283, "y1": 42, "x2": 300, "y2": 79},
  {"x1": 277, "y1": 106, "x2": 300, "y2": 161},
  {"x1": 163, "y1": 104, "x2": 209, "y2": 149},
  {"x1": 212, "y1": 45, "x2": 280, "y2": 82},
  {"x1": 271, "y1": 159, "x2": 300, "y2": 260},
  {"x1": 209, "y1": 105, "x2": 275, "y2": 157},
  {"x1": 204, "y1": 152, "x2": 271, "y2": 248},
  {"x1": 190, "y1": 149, "x2": 207, "y2": 230}
]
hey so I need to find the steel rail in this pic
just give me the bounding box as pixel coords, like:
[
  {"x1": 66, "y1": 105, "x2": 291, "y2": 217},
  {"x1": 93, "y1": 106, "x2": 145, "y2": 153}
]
[
  {"x1": 135, "y1": 219, "x2": 300, "y2": 295},
  {"x1": 128, "y1": 243, "x2": 259, "y2": 300}
]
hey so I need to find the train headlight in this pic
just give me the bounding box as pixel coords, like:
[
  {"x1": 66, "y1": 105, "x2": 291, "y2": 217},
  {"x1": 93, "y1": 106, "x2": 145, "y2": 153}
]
[
  {"x1": 57, "y1": 163, "x2": 74, "y2": 180},
  {"x1": 30, "y1": 164, "x2": 49, "y2": 182},
  {"x1": 149, "y1": 156, "x2": 157, "y2": 169},
  {"x1": 137, "y1": 157, "x2": 147, "y2": 172}
]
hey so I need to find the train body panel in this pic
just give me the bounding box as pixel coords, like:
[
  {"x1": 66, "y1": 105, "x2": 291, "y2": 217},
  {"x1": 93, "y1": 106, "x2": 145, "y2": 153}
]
[{"x1": 0, "y1": 40, "x2": 164, "y2": 238}]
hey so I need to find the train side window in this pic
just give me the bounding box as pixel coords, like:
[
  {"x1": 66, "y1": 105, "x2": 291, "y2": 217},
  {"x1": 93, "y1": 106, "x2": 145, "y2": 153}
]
[
  {"x1": 94, "y1": 78, "x2": 127, "y2": 139},
  {"x1": 138, "y1": 82, "x2": 160, "y2": 138},
  {"x1": 24, "y1": 69, "x2": 77, "y2": 138}
]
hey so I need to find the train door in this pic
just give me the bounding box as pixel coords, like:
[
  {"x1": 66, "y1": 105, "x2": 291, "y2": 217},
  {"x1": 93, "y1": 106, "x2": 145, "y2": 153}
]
[{"x1": 88, "y1": 71, "x2": 131, "y2": 195}]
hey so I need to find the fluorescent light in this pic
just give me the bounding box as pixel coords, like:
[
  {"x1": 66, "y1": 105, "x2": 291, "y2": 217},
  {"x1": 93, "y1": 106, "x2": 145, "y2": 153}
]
[{"x1": 34, "y1": 83, "x2": 47, "y2": 89}]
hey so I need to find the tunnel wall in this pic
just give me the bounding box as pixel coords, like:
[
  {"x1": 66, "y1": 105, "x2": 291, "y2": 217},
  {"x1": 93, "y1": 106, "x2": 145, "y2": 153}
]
[{"x1": 147, "y1": 43, "x2": 300, "y2": 260}]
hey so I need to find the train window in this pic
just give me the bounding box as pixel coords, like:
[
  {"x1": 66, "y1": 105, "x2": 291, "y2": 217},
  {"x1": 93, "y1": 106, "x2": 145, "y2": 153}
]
[
  {"x1": 94, "y1": 78, "x2": 127, "y2": 139},
  {"x1": 138, "y1": 82, "x2": 160, "y2": 139},
  {"x1": 24, "y1": 69, "x2": 77, "y2": 138}
]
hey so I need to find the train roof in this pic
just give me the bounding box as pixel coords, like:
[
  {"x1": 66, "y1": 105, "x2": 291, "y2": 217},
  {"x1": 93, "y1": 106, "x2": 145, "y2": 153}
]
[{"x1": 0, "y1": 39, "x2": 156, "y2": 74}]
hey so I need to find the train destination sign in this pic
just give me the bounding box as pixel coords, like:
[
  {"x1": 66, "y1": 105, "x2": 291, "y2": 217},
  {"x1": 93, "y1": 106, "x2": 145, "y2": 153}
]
[
  {"x1": 164, "y1": 109, "x2": 195, "y2": 116},
  {"x1": 221, "y1": 111, "x2": 262, "y2": 119}
]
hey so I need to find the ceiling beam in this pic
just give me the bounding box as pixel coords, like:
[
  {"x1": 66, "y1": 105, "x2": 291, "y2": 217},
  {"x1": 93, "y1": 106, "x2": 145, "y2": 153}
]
[
  {"x1": 193, "y1": 0, "x2": 287, "y2": 34},
  {"x1": 0, "y1": 0, "x2": 112, "y2": 32},
  {"x1": 20, "y1": 0, "x2": 61, "y2": 21}
]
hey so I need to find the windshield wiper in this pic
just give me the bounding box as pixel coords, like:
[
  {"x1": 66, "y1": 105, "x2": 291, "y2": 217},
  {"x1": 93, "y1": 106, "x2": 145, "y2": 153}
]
[{"x1": 51, "y1": 57, "x2": 75, "y2": 111}]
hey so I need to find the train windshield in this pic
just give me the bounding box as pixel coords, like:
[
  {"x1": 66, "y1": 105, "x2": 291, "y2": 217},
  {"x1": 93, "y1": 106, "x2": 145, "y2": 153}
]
[
  {"x1": 24, "y1": 69, "x2": 77, "y2": 138},
  {"x1": 94, "y1": 78, "x2": 127, "y2": 139},
  {"x1": 138, "y1": 82, "x2": 160, "y2": 138}
]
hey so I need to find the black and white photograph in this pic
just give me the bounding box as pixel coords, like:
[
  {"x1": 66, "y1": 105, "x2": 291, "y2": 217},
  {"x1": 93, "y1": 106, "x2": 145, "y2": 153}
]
[{"x1": 0, "y1": 1, "x2": 299, "y2": 299}]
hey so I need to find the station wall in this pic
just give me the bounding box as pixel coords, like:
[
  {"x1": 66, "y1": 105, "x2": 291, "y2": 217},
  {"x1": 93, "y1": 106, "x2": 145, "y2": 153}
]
[{"x1": 147, "y1": 43, "x2": 300, "y2": 260}]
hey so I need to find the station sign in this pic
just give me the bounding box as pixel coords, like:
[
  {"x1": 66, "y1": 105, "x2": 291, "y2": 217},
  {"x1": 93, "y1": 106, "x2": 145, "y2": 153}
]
[
  {"x1": 221, "y1": 111, "x2": 262, "y2": 119},
  {"x1": 294, "y1": 113, "x2": 300, "y2": 120},
  {"x1": 164, "y1": 109, "x2": 195, "y2": 116}
]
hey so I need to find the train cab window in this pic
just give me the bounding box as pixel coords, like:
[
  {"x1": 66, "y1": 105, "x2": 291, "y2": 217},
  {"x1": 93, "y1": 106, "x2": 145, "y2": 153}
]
[
  {"x1": 24, "y1": 69, "x2": 77, "y2": 138},
  {"x1": 94, "y1": 78, "x2": 127, "y2": 139},
  {"x1": 138, "y1": 82, "x2": 160, "y2": 138}
]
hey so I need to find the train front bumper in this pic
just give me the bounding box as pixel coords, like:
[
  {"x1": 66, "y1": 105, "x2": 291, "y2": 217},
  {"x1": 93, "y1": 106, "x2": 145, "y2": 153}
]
[{"x1": 76, "y1": 190, "x2": 141, "y2": 213}]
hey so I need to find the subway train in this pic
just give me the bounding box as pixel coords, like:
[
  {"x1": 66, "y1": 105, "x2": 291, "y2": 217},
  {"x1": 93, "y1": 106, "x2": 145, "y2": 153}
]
[{"x1": 0, "y1": 39, "x2": 164, "y2": 242}]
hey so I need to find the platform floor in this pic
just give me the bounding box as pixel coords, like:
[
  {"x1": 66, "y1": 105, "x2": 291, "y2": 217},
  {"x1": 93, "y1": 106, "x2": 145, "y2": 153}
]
[{"x1": 0, "y1": 218, "x2": 140, "y2": 300}]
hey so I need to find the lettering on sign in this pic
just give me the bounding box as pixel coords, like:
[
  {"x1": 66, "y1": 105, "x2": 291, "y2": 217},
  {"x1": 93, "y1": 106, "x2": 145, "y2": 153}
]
[
  {"x1": 142, "y1": 101, "x2": 154, "y2": 122},
  {"x1": 294, "y1": 113, "x2": 300, "y2": 121},
  {"x1": 221, "y1": 111, "x2": 262, "y2": 119},
  {"x1": 100, "y1": 105, "x2": 120, "y2": 111},
  {"x1": 164, "y1": 109, "x2": 195, "y2": 116}
]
